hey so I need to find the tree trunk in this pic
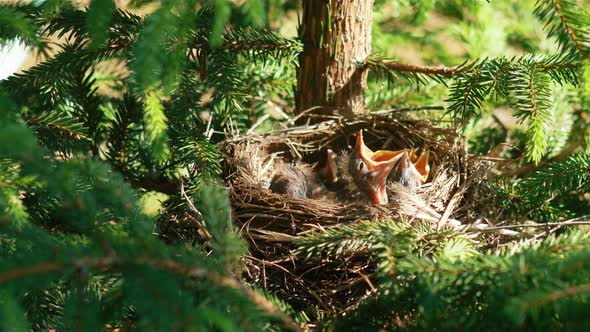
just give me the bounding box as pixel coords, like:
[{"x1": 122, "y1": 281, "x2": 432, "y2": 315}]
[{"x1": 296, "y1": 0, "x2": 374, "y2": 121}]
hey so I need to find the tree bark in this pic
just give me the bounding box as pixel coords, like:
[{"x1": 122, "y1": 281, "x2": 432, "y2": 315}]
[{"x1": 296, "y1": 0, "x2": 374, "y2": 121}]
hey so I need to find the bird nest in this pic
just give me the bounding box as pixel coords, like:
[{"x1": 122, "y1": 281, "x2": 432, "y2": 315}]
[{"x1": 220, "y1": 112, "x2": 487, "y2": 315}]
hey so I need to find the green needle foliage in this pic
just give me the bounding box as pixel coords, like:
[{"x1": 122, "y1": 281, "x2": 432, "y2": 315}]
[
  {"x1": 534, "y1": 0, "x2": 590, "y2": 58},
  {"x1": 311, "y1": 221, "x2": 590, "y2": 331},
  {"x1": 369, "y1": 52, "x2": 583, "y2": 163},
  {"x1": 0, "y1": 93, "x2": 295, "y2": 330},
  {"x1": 86, "y1": 0, "x2": 114, "y2": 50},
  {"x1": 0, "y1": 0, "x2": 303, "y2": 330},
  {"x1": 1, "y1": 0, "x2": 590, "y2": 330}
]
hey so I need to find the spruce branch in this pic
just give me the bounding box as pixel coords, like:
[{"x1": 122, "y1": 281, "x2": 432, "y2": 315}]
[
  {"x1": 143, "y1": 88, "x2": 170, "y2": 162},
  {"x1": 536, "y1": 51, "x2": 583, "y2": 84},
  {"x1": 446, "y1": 62, "x2": 490, "y2": 122},
  {"x1": 520, "y1": 283, "x2": 590, "y2": 308},
  {"x1": 85, "y1": 0, "x2": 115, "y2": 49},
  {"x1": 368, "y1": 53, "x2": 582, "y2": 86},
  {"x1": 188, "y1": 26, "x2": 302, "y2": 56},
  {"x1": 0, "y1": 5, "x2": 41, "y2": 48},
  {"x1": 0, "y1": 107, "x2": 299, "y2": 329},
  {"x1": 26, "y1": 112, "x2": 87, "y2": 140},
  {"x1": 105, "y1": 98, "x2": 137, "y2": 167},
  {"x1": 502, "y1": 229, "x2": 590, "y2": 255},
  {"x1": 367, "y1": 54, "x2": 477, "y2": 85},
  {"x1": 534, "y1": 0, "x2": 590, "y2": 59},
  {"x1": 0, "y1": 255, "x2": 302, "y2": 331},
  {"x1": 2, "y1": 43, "x2": 125, "y2": 102},
  {"x1": 295, "y1": 218, "x2": 466, "y2": 274},
  {"x1": 295, "y1": 219, "x2": 413, "y2": 260},
  {"x1": 126, "y1": 173, "x2": 181, "y2": 195},
  {"x1": 509, "y1": 60, "x2": 552, "y2": 164},
  {"x1": 369, "y1": 56, "x2": 475, "y2": 78},
  {"x1": 42, "y1": 7, "x2": 142, "y2": 46},
  {"x1": 207, "y1": 51, "x2": 246, "y2": 122},
  {"x1": 172, "y1": 135, "x2": 221, "y2": 187},
  {"x1": 353, "y1": 230, "x2": 590, "y2": 329},
  {"x1": 368, "y1": 53, "x2": 582, "y2": 126},
  {"x1": 220, "y1": 27, "x2": 302, "y2": 56},
  {"x1": 522, "y1": 153, "x2": 590, "y2": 200},
  {"x1": 475, "y1": 219, "x2": 590, "y2": 232},
  {"x1": 502, "y1": 138, "x2": 584, "y2": 177},
  {"x1": 211, "y1": 0, "x2": 230, "y2": 47}
]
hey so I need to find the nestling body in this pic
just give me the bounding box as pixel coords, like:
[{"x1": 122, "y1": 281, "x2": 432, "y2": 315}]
[{"x1": 269, "y1": 130, "x2": 430, "y2": 204}]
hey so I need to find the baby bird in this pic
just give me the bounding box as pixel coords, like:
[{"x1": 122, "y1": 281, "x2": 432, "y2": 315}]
[
  {"x1": 397, "y1": 148, "x2": 431, "y2": 189},
  {"x1": 269, "y1": 163, "x2": 314, "y2": 199},
  {"x1": 269, "y1": 130, "x2": 431, "y2": 205},
  {"x1": 346, "y1": 130, "x2": 408, "y2": 204}
]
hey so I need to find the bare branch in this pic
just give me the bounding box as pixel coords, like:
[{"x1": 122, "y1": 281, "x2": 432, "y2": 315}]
[{"x1": 375, "y1": 61, "x2": 471, "y2": 77}]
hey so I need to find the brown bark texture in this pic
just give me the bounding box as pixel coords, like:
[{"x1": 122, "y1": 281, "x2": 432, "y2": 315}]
[{"x1": 296, "y1": 0, "x2": 374, "y2": 120}]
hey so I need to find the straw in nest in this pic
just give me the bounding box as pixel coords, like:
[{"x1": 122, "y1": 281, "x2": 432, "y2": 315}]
[{"x1": 220, "y1": 112, "x2": 489, "y2": 312}]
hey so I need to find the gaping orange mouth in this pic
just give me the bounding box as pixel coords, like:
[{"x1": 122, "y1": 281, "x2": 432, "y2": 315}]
[{"x1": 355, "y1": 130, "x2": 408, "y2": 169}]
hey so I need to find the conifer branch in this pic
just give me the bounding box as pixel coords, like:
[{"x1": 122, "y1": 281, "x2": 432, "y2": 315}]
[
  {"x1": 371, "y1": 59, "x2": 474, "y2": 77},
  {"x1": 2, "y1": 0, "x2": 590, "y2": 329},
  {"x1": 475, "y1": 220, "x2": 590, "y2": 232},
  {"x1": 0, "y1": 4, "x2": 46, "y2": 49},
  {"x1": 26, "y1": 113, "x2": 86, "y2": 140},
  {"x1": 551, "y1": 0, "x2": 586, "y2": 56},
  {"x1": 295, "y1": 219, "x2": 411, "y2": 260},
  {"x1": 522, "y1": 153, "x2": 590, "y2": 199},
  {"x1": 0, "y1": 255, "x2": 302, "y2": 331},
  {"x1": 535, "y1": 0, "x2": 590, "y2": 59},
  {"x1": 366, "y1": 54, "x2": 476, "y2": 84},
  {"x1": 502, "y1": 138, "x2": 584, "y2": 177},
  {"x1": 446, "y1": 64, "x2": 489, "y2": 122},
  {"x1": 510, "y1": 61, "x2": 552, "y2": 163},
  {"x1": 127, "y1": 173, "x2": 181, "y2": 195},
  {"x1": 205, "y1": 28, "x2": 303, "y2": 53},
  {"x1": 368, "y1": 53, "x2": 582, "y2": 87},
  {"x1": 522, "y1": 283, "x2": 590, "y2": 308}
]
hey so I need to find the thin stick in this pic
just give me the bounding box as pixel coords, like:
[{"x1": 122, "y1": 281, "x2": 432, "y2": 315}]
[
  {"x1": 248, "y1": 114, "x2": 271, "y2": 134},
  {"x1": 376, "y1": 61, "x2": 470, "y2": 77},
  {"x1": 288, "y1": 106, "x2": 328, "y2": 125},
  {"x1": 370, "y1": 105, "x2": 445, "y2": 115},
  {"x1": 180, "y1": 181, "x2": 202, "y2": 218}
]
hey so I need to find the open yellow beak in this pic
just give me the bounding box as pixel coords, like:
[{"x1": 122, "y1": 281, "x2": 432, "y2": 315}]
[
  {"x1": 413, "y1": 150, "x2": 430, "y2": 183},
  {"x1": 355, "y1": 130, "x2": 407, "y2": 170},
  {"x1": 399, "y1": 149, "x2": 431, "y2": 186},
  {"x1": 355, "y1": 130, "x2": 408, "y2": 204}
]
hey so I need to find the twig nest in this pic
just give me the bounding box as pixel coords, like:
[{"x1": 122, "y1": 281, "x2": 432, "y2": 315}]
[
  {"x1": 222, "y1": 113, "x2": 481, "y2": 230},
  {"x1": 220, "y1": 112, "x2": 486, "y2": 311}
]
